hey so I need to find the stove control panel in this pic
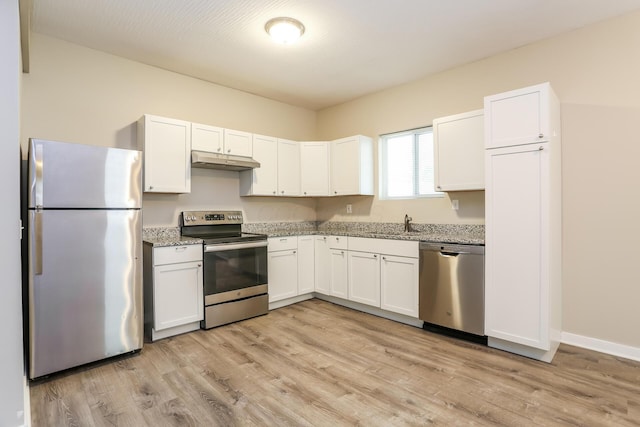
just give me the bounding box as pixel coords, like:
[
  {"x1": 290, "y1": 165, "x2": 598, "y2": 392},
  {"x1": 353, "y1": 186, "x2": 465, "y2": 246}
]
[{"x1": 181, "y1": 210, "x2": 243, "y2": 226}]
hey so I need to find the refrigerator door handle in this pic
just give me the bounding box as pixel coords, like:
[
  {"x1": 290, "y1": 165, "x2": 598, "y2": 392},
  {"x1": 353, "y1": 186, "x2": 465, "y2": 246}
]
[
  {"x1": 34, "y1": 211, "x2": 43, "y2": 275},
  {"x1": 35, "y1": 142, "x2": 44, "y2": 208}
]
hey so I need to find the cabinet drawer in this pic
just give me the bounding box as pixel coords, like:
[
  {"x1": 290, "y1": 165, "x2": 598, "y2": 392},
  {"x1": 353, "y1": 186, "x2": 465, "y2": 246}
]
[
  {"x1": 268, "y1": 236, "x2": 298, "y2": 252},
  {"x1": 327, "y1": 235, "x2": 348, "y2": 250},
  {"x1": 154, "y1": 244, "x2": 203, "y2": 265},
  {"x1": 348, "y1": 237, "x2": 418, "y2": 258}
]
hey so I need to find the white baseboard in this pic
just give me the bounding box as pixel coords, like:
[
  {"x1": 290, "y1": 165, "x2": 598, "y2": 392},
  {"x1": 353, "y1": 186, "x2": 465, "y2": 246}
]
[{"x1": 561, "y1": 332, "x2": 640, "y2": 362}]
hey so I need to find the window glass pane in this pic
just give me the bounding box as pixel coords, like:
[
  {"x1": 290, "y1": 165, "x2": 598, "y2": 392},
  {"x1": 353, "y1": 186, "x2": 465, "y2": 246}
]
[
  {"x1": 380, "y1": 126, "x2": 442, "y2": 200},
  {"x1": 385, "y1": 134, "x2": 414, "y2": 198},
  {"x1": 417, "y1": 130, "x2": 436, "y2": 195}
]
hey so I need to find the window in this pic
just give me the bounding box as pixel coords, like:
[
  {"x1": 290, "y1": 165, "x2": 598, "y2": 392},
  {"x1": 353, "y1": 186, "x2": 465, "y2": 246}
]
[{"x1": 380, "y1": 127, "x2": 442, "y2": 199}]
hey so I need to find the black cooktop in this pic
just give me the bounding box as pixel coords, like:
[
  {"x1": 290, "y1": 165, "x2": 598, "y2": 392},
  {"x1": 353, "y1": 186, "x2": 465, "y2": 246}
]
[{"x1": 181, "y1": 230, "x2": 267, "y2": 245}]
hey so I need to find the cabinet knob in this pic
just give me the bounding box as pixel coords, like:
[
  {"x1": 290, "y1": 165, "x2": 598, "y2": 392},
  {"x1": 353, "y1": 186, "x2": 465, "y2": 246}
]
[
  {"x1": 304, "y1": 191, "x2": 307, "y2": 195},
  {"x1": 149, "y1": 185, "x2": 153, "y2": 190},
  {"x1": 293, "y1": 250, "x2": 297, "y2": 254},
  {"x1": 373, "y1": 254, "x2": 377, "y2": 258},
  {"x1": 227, "y1": 149, "x2": 231, "y2": 153},
  {"x1": 334, "y1": 191, "x2": 338, "y2": 194},
  {"x1": 382, "y1": 256, "x2": 386, "y2": 260},
  {"x1": 281, "y1": 190, "x2": 285, "y2": 194},
  {"x1": 340, "y1": 251, "x2": 344, "y2": 254},
  {"x1": 437, "y1": 185, "x2": 441, "y2": 189},
  {"x1": 197, "y1": 263, "x2": 202, "y2": 267},
  {"x1": 538, "y1": 133, "x2": 544, "y2": 139},
  {"x1": 217, "y1": 148, "x2": 221, "y2": 152},
  {"x1": 273, "y1": 191, "x2": 276, "y2": 195},
  {"x1": 539, "y1": 146, "x2": 544, "y2": 151}
]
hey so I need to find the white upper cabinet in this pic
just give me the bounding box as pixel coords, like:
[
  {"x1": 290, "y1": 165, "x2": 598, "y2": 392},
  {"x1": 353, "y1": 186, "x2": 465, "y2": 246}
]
[
  {"x1": 485, "y1": 82, "x2": 555, "y2": 149},
  {"x1": 240, "y1": 136, "x2": 300, "y2": 197},
  {"x1": 434, "y1": 109, "x2": 484, "y2": 191},
  {"x1": 240, "y1": 134, "x2": 278, "y2": 196},
  {"x1": 224, "y1": 128, "x2": 253, "y2": 157},
  {"x1": 300, "y1": 141, "x2": 330, "y2": 196},
  {"x1": 138, "y1": 114, "x2": 191, "y2": 193},
  {"x1": 331, "y1": 135, "x2": 374, "y2": 196},
  {"x1": 191, "y1": 122, "x2": 224, "y2": 153},
  {"x1": 277, "y1": 138, "x2": 301, "y2": 196}
]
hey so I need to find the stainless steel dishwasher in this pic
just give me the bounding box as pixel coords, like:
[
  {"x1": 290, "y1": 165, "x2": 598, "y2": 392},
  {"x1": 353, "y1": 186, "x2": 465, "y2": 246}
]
[{"x1": 419, "y1": 242, "x2": 485, "y2": 341}]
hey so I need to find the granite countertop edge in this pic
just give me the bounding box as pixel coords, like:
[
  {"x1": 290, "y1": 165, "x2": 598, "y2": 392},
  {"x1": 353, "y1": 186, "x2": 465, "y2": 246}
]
[
  {"x1": 265, "y1": 230, "x2": 483, "y2": 245},
  {"x1": 143, "y1": 223, "x2": 484, "y2": 247}
]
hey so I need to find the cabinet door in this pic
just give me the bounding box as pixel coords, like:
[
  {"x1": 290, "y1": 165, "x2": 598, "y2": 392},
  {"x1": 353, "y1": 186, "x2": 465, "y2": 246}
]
[
  {"x1": 297, "y1": 236, "x2": 315, "y2": 294},
  {"x1": 434, "y1": 110, "x2": 484, "y2": 191},
  {"x1": 191, "y1": 123, "x2": 224, "y2": 153},
  {"x1": 314, "y1": 236, "x2": 331, "y2": 295},
  {"x1": 300, "y1": 142, "x2": 330, "y2": 196},
  {"x1": 224, "y1": 128, "x2": 253, "y2": 157},
  {"x1": 241, "y1": 134, "x2": 278, "y2": 196},
  {"x1": 485, "y1": 83, "x2": 550, "y2": 149},
  {"x1": 380, "y1": 255, "x2": 419, "y2": 318},
  {"x1": 331, "y1": 137, "x2": 359, "y2": 196},
  {"x1": 329, "y1": 249, "x2": 348, "y2": 299},
  {"x1": 485, "y1": 143, "x2": 549, "y2": 350},
  {"x1": 153, "y1": 261, "x2": 203, "y2": 331},
  {"x1": 277, "y1": 139, "x2": 301, "y2": 196},
  {"x1": 268, "y1": 250, "x2": 298, "y2": 303},
  {"x1": 140, "y1": 115, "x2": 191, "y2": 193},
  {"x1": 348, "y1": 251, "x2": 380, "y2": 307}
]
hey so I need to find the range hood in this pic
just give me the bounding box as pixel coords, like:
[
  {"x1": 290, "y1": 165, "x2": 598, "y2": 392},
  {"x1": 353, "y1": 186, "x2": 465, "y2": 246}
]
[{"x1": 191, "y1": 150, "x2": 260, "y2": 171}]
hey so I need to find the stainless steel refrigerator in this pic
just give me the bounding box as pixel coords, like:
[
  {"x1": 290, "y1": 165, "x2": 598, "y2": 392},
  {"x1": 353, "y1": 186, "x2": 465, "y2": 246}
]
[{"x1": 27, "y1": 138, "x2": 143, "y2": 379}]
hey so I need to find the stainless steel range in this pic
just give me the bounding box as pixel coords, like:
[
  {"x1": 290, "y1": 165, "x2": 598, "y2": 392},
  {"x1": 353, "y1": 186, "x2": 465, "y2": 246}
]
[{"x1": 180, "y1": 210, "x2": 268, "y2": 329}]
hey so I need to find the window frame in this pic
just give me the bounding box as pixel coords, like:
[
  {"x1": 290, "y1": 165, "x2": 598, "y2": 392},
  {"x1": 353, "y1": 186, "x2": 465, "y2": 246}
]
[{"x1": 379, "y1": 126, "x2": 444, "y2": 200}]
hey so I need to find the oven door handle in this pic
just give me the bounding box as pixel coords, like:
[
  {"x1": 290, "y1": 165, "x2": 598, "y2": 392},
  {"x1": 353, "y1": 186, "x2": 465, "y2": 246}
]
[{"x1": 205, "y1": 241, "x2": 268, "y2": 252}]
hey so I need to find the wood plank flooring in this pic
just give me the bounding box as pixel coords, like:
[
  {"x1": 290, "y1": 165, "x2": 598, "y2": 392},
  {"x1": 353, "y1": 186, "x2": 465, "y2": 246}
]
[{"x1": 30, "y1": 299, "x2": 640, "y2": 426}]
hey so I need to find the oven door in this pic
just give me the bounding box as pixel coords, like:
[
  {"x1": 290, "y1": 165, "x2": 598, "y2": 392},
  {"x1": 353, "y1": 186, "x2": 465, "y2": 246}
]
[{"x1": 203, "y1": 240, "x2": 268, "y2": 303}]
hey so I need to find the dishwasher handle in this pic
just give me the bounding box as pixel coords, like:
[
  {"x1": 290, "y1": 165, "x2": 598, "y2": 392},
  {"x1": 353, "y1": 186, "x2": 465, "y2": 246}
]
[{"x1": 440, "y1": 251, "x2": 464, "y2": 257}]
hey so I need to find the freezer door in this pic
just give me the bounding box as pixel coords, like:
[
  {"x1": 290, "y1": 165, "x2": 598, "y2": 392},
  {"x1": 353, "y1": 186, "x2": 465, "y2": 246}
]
[
  {"x1": 28, "y1": 209, "x2": 143, "y2": 379},
  {"x1": 28, "y1": 139, "x2": 142, "y2": 209}
]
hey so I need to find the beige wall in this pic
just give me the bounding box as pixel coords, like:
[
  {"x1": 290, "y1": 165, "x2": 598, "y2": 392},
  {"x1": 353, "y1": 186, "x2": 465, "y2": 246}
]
[
  {"x1": 317, "y1": 11, "x2": 640, "y2": 348},
  {"x1": 21, "y1": 33, "x2": 318, "y2": 226}
]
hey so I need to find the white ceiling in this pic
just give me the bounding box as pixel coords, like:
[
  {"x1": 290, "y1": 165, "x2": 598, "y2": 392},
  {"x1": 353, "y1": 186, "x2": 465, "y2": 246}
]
[{"x1": 31, "y1": 0, "x2": 640, "y2": 110}]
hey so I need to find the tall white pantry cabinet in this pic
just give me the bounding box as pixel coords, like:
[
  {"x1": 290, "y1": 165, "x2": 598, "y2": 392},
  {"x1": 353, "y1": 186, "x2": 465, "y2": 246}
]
[{"x1": 484, "y1": 82, "x2": 562, "y2": 363}]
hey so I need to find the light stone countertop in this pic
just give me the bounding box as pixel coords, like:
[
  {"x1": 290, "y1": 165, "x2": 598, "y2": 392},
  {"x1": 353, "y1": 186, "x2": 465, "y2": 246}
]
[
  {"x1": 142, "y1": 227, "x2": 203, "y2": 247},
  {"x1": 143, "y1": 222, "x2": 484, "y2": 247}
]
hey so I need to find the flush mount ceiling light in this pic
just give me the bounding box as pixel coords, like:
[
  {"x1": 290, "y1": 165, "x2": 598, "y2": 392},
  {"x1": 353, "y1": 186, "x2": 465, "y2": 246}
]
[{"x1": 265, "y1": 17, "x2": 305, "y2": 44}]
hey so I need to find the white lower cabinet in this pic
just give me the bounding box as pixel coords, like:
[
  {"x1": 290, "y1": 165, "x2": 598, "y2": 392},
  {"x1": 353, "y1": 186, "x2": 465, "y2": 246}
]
[
  {"x1": 348, "y1": 251, "x2": 380, "y2": 307},
  {"x1": 267, "y1": 237, "x2": 298, "y2": 303},
  {"x1": 270, "y1": 235, "x2": 419, "y2": 322},
  {"x1": 143, "y1": 244, "x2": 203, "y2": 341},
  {"x1": 314, "y1": 236, "x2": 331, "y2": 295},
  {"x1": 297, "y1": 236, "x2": 315, "y2": 295},
  {"x1": 329, "y1": 249, "x2": 349, "y2": 299},
  {"x1": 380, "y1": 255, "x2": 419, "y2": 318},
  {"x1": 347, "y1": 237, "x2": 419, "y2": 317}
]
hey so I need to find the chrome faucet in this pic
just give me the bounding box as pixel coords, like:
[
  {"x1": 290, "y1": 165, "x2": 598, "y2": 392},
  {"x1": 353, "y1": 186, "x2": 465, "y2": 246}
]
[{"x1": 404, "y1": 214, "x2": 413, "y2": 233}]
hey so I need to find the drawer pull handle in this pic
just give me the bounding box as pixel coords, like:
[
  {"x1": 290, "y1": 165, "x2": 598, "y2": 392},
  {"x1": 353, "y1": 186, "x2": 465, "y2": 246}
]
[{"x1": 176, "y1": 246, "x2": 187, "y2": 251}]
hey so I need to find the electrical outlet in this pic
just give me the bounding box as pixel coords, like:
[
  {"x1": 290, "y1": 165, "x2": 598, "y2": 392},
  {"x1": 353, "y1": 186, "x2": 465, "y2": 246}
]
[
  {"x1": 451, "y1": 199, "x2": 459, "y2": 210},
  {"x1": 346, "y1": 204, "x2": 353, "y2": 214}
]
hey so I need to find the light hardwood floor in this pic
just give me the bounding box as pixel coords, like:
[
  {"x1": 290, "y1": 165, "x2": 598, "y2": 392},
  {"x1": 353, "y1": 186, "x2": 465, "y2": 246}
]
[{"x1": 30, "y1": 299, "x2": 640, "y2": 426}]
